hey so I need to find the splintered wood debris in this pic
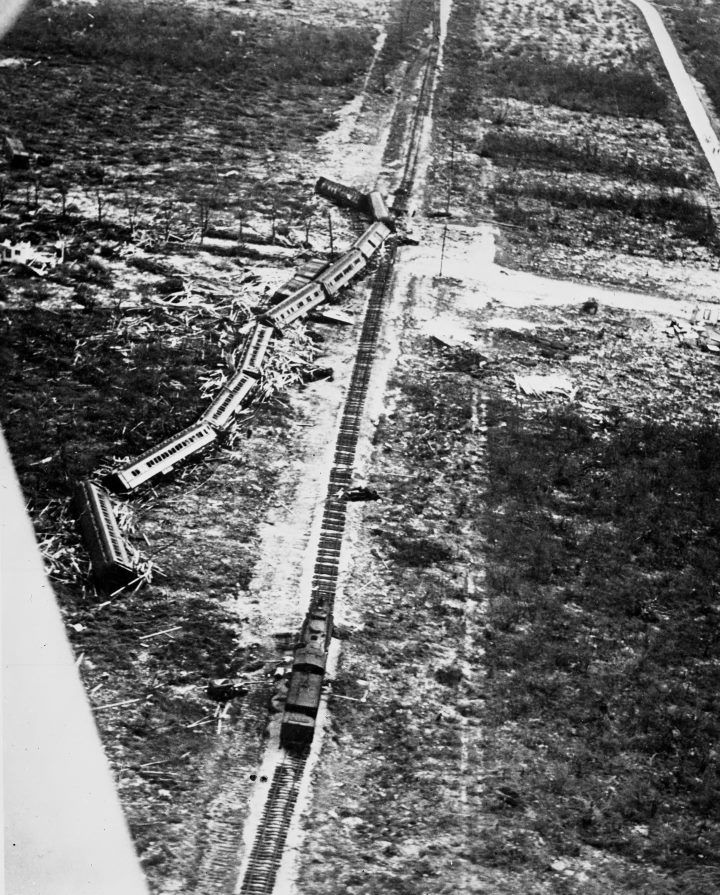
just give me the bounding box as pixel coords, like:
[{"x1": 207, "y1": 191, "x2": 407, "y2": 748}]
[
  {"x1": 666, "y1": 307, "x2": 720, "y2": 352},
  {"x1": 514, "y1": 373, "x2": 578, "y2": 398}
]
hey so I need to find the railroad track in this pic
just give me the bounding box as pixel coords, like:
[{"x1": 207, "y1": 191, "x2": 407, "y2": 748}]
[
  {"x1": 234, "y1": 241, "x2": 398, "y2": 895},
  {"x1": 238, "y1": 752, "x2": 308, "y2": 895},
  {"x1": 393, "y1": 34, "x2": 440, "y2": 216},
  {"x1": 234, "y1": 26, "x2": 437, "y2": 895}
]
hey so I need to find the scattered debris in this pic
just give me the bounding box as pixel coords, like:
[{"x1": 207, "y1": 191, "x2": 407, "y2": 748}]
[
  {"x1": 341, "y1": 486, "x2": 381, "y2": 502},
  {"x1": 513, "y1": 373, "x2": 578, "y2": 398},
  {"x1": 4, "y1": 135, "x2": 29, "y2": 170},
  {"x1": 206, "y1": 678, "x2": 250, "y2": 703},
  {"x1": 301, "y1": 365, "x2": 334, "y2": 383},
  {"x1": 485, "y1": 316, "x2": 537, "y2": 333},
  {"x1": 1, "y1": 238, "x2": 64, "y2": 277},
  {"x1": 428, "y1": 317, "x2": 484, "y2": 350},
  {"x1": 690, "y1": 306, "x2": 720, "y2": 326},
  {"x1": 139, "y1": 626, "x2": 182, "y2": 640},
  {"x1": 308, "y1": 307, "x2": 354, "y2": 325},
  {"x1": 398, "y1": 228, "x2": 420, "y2": 246},
  {"x1": 94, "y1": 697, "x2": 143, "y2": 711},
  {"x1": 666, "y1": 310, "x2": 720, "y2": 352}
]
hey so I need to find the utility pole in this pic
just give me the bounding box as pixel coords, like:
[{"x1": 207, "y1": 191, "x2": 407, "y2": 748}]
[{"x1": 439, "y1": 222, "x2": 448, "y2": 277}]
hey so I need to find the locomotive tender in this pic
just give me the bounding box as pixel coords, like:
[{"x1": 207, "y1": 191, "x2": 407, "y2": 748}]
[
  {"x1": 315, "y1": 176, "x2": 366, "y2": 211},
  {"x1": 367, "y1": 190, "x2": 395, "y2": 229}
]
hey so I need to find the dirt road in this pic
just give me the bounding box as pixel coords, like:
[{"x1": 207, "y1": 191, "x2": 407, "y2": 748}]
[{"x1": 629, "y1": 0, "x2": 720, "y2": 188}]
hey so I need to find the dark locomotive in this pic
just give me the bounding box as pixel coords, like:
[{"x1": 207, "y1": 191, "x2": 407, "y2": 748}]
[{"x1": 280, "y1": 602, "x2": 334, "y2": 746}]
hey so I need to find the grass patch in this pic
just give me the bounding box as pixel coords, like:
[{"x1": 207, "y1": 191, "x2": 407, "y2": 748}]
[
  {"x1": 0, "y1": 307, "x2": 218, "y2": 504},
  {"x1": 657, "y1": 1, "x2": 720, "y2": 118},
  {"x1": 482, "y1": 54, "x2": 669, "y2": 120},
  {"x1": 483, "y1": 402, "x2": 720, "y2": 871},
  {"x1": 4, "y1": 0, "x2": 375, "y2": 87},
  {"x1": 441, "y1": 31, "x2": 669, "y2": 122},
  {"x1": 489, "y1": 175, "x2": 718, "y2": 246},
  {"x1": 0, "y1": 0, "x2": 374, "y2": 211},
  {"x1": 480, "y1": 130, "x2": 701, "y2": 189}
]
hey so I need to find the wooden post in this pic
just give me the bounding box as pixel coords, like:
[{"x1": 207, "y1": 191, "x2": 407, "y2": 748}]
[{"x1": 439, "y1": 222, "x2": 448, "y2": 277}]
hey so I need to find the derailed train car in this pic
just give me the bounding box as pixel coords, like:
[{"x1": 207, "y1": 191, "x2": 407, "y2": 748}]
[
  {"x1": 238, "y1": 321, "x2": 273, "y2": 379},
  {"x1": 352, "y1": 221, "x2": 391, "y2": 259},
  {"x1": 367, "y1": 190, "x2": 395, "y2": 229},
  {"x1": 259, "y1": 280, "x2": 327, "y2": 330},
  {"x1": 261, "y1": 242, "x2": 376, "y2": 332},
  {"x1": 271, "y1": 258, "x2": 331, "y2": 305},
  {"x1": 199, "y1": 321, "x2": 272, "y2": 431},
  {"x1": 199, "y1": 369, "x2": 256, "y2": 432},
  {"x1": 316, "y1": 248, "x2": 366, "y2": 297},
  {"x1": 315, "y1": 176, "x2": 366, "y2": 211},
  {"x1": 107, "y1": 221, "x2": 390, "y2": 494},
  {"x1": 73, "y1": 479, "x2": 138, "y2": 593},
  {"x1": 107, "y1": 421, "x2": 217, "y2": 493}
]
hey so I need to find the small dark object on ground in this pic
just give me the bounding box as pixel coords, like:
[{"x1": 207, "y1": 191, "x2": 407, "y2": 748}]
[
  {"x1": 4, "y1": 136, "x2": 29, "y2": 170},
  {"x1": 398, "y1": 230, "x2": 420, "y2": 246},
  {"x1": 302, "y1": 366, "x2": 334, "y2": 383},
  {"x1": 581, "y1": 298, "x2": 599, "y2": 314},
  {"x1": 305, "y1": 329, "x2": 326, "y2": 344},
  {"x1": 343, "y1": 486, "x2": 380, "y2": 502},
  {"x1": 308, "y1": 307, "x2": 354, "y2": 325},
  {"x1": 206, "y1": 678, "x2": 249, "y2": 702}
]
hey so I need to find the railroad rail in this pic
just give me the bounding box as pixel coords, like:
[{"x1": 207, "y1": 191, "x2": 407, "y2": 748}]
[
  {"x1": 235, "y1": 234, "x2": 397, "y2": 895},
  {"x1": 238, "y1": 752, "x2": 308, "y2": 895},
  {"x1": 235, "y1": 26, "x2": 435, "y2": 894},
  {"x1": 393, "y1": 36, "x2": 440, "y2": 217}
]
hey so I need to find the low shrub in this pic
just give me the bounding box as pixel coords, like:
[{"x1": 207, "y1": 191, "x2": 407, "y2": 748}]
[
  {"x1": 480, "y1": 131, "x2": 701, "y2": 188},
  {"x1": 3, "y1": 0, "x2": 375, "y2": 88},
  {"x1": 482, "y1": 55, "x2": 669, "y2": 121}
]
